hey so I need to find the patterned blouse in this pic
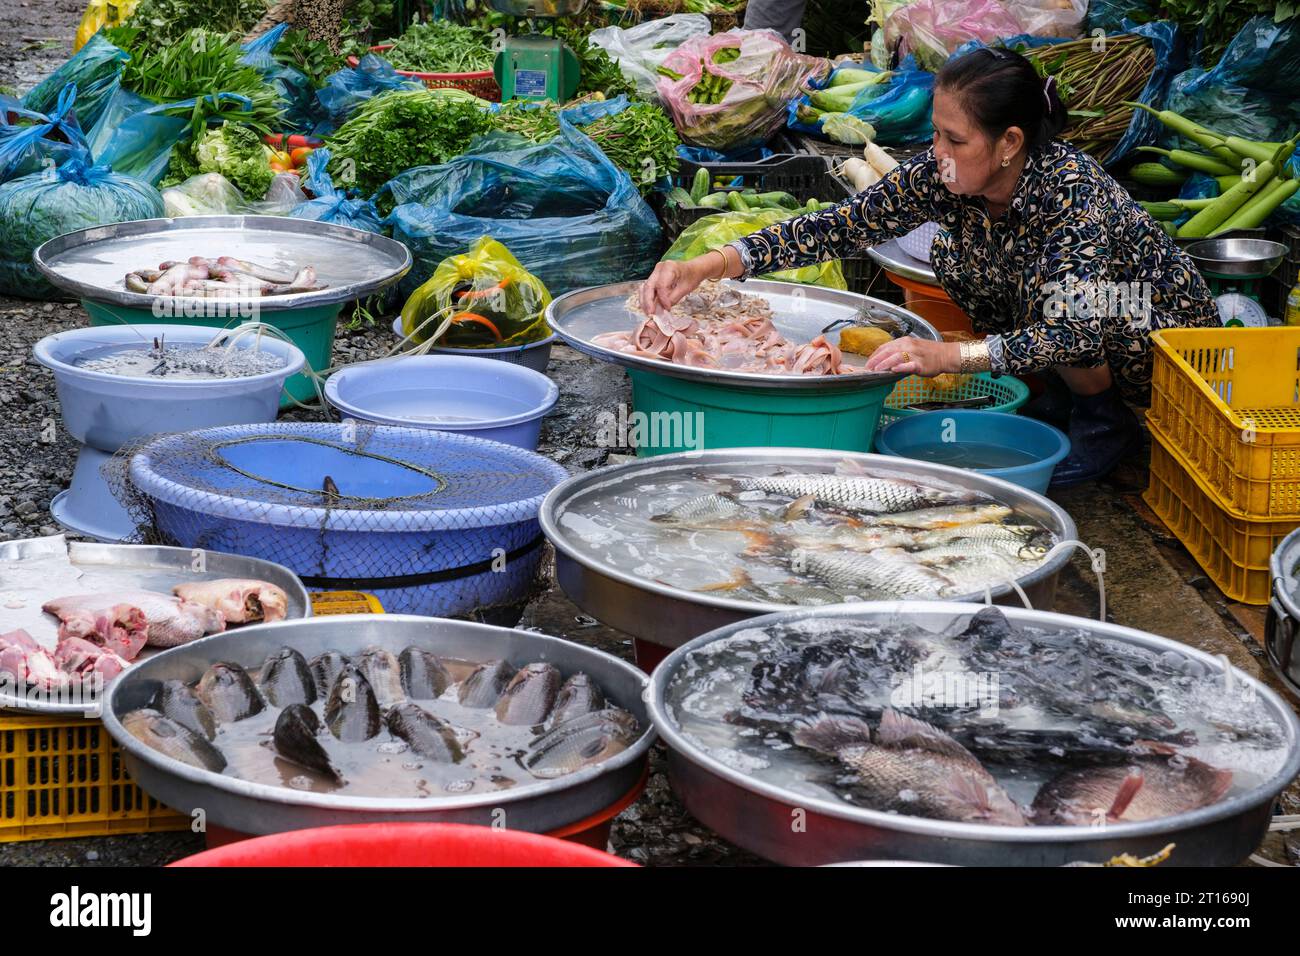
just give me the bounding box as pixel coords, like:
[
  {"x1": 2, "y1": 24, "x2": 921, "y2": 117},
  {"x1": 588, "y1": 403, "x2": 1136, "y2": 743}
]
[{"x1": 730, "y1": 140, "x2": 1221, "y2": 403}]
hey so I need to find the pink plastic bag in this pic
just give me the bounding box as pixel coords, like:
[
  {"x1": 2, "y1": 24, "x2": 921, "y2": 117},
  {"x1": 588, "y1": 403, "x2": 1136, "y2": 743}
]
[
  {"x1": 655, "y1": 29, "x2": 828, "y2": 151},
  {"x1": 885, "y1": 0, "x2": 1025, "y2": 69}
]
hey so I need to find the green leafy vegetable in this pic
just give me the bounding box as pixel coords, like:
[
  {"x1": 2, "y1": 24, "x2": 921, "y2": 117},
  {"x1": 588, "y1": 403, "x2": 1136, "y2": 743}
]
[
  {"x1": 379, "y1": 19, "x2": 496, "y2": 73},
  {"x1": 187, "y1": 121, "x2": 275, "y2": 197},
  {"x1": 123, "y1": 0, "x2": 268, "y2": 43},
  {"x1": 273, "y1": 28, "x2": 347, "y2": 88}
]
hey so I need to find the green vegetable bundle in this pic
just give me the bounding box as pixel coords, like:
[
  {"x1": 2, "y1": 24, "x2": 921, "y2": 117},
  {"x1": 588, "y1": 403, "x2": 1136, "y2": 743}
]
[
  {"x1": 123, "y1": 0, "x2": 268, "y2": 44},
  {"x1": 272, "y1": 28, "x2": 347, "y2": 89},
  {"x1": 325, "y1": 87, "x2": 493, "y2": 195},
  {"x1": 379, "y1": 19, "x2": 496, "y2": 73},
  {"x1": 168, "y1": 121, "x2": 275, "y2": 197}
]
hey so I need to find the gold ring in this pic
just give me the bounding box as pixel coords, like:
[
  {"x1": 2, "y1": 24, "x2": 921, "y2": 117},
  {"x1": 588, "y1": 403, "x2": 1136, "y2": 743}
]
[{"x1": 900, "y1": 351, "x2": 910, "y2": 363}]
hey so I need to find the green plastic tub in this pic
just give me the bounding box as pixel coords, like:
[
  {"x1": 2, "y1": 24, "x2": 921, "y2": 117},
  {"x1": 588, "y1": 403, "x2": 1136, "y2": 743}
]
[
  {"x1": 627, "y1": 368, "x2": 893, "y2": 457},
  {"x1": 878, "y1": 372, "x2": 1030, "y2": 430},
  {"x1": 84, "y1": 300, "x2": 338, "y2": 406}
]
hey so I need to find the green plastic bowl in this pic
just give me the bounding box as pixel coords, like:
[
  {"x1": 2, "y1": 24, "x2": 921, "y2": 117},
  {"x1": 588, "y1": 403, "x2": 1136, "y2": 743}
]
[{"x1": 879, "y1": 372, "x2": 1030, "y2": 430}]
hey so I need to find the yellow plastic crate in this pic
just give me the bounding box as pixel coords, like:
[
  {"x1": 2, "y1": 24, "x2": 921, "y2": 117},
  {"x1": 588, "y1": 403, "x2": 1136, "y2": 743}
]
[
  {"x1": 1147, "y1": 326, "x2": 1300, "y2": 519},
  {"x1": 309, "y1": 591, "x2": 385, "y2": 615},
  {"x1": 1144, "y1": 427, "x2": 1299, "y2": 604},
  {"x1": 1, "y1": 711, "x2": 188, "y2": 843}
]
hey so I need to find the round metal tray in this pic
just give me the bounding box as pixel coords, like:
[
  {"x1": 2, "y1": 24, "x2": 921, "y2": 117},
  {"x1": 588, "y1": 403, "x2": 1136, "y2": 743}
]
[
  {"x1": 545, "y1": 279, "x2": 939, "y2": 392},
  {"x1": 101, "y1": 615, "x2": 655, "y2": 835},
  {"x1": 0, "y1": 535, "x2": 310, "y2": 714},
  {"x1": 539, "y1": 448, "x2": 1077, "y2": 649},
  {"x1": 33, "y1": 216, "x2": 412, "y2": 312},
  {"x1": 1184, "y1": 238, "x2": 1288, "y2": 279},
  {"x1": 647, "y1": 601, "x2": 1300, "y2": 866},
  {"x1": 865, "y1": 238, "x2": 938, "y2": 285}
]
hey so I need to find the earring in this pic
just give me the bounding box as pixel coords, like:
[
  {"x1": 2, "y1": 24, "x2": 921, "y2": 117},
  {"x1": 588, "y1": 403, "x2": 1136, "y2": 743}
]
[{"x1": 1001, "y1": 157, "x2": 1010, "y2": 167}]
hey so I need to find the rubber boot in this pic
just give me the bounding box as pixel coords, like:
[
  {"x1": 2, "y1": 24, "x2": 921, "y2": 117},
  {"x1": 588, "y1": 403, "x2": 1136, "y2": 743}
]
[
  {"x1": 1048, "y1": 385, "x2": 1142, "y2": 488},
  {"x1": 1019, "y1": 371, "x2": 1072, "y2": 431}
]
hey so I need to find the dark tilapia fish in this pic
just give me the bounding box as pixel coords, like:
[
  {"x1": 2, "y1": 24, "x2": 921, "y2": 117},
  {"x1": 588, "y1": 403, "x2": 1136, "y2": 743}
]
[
  {"x1": 196, "y1": 662, "x2": 265, "y2": 724},
  {"x1": 495, "y1": 663, "x2": 561, "y2": 726},
  {"x1": 1030, "y1": 755, "x2": 1233, "y2": 825},
  {"x1": 399, "y1": 646, "x2": 452, "y2": 699},
  {"x1": 356, "y1": 646, "x2": 405, "y2": 708},
  {"x1": 548, "y1": 673, "x2": 606, "y2": 727},
  {"x1": 526, "y1": 708, "x2": 639, "y2": 777},
  {"x1": 793, "y1": 709, "x2": 1027, "y2": 826},
  {"x1": 273, "y1": 704, "x2": 341, "y2": 782},
  {"x1": 310, "y1": 651, "x2": 349, "y2": 694},
  {"x1": 385, "y1": 703, "x2": 464, "y2": 763},
  {"x1": 458, "y1": 660, "x2": 513, "y2": 708},
  {"x1": 258, "y1": 646, "x2": 317, "y2": 707},
  {"x1": 124, "y1": 709, "x2": 227, "y2": 772},
  {"x1": 150, "y1": 679, "x2": 217, "y2": 740},
  {"x1": 324, "y1": 663, "x2": 382, "y2": 742}
]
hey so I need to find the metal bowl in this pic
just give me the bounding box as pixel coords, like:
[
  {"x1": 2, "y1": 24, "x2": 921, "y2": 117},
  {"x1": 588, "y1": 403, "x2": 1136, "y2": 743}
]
[
  {"x1": 540, "y1": 448, "x2": 1078, "y2": 651},
  {"x1": 489, "y1": 0, "x2": 587, "y2": 15},
  {"x1": 1184, "y1": 238, "x2": 1288, "y2": 278},
  {"x1": 1267, "y1": 526, "x2": 1300, "y2": 697},
  {"x1": 102, "y1": 615, "x2": 655, "y2": 835},
  {"x1": 647, "y1": 601, "x2": 1300, "y2": 866}
]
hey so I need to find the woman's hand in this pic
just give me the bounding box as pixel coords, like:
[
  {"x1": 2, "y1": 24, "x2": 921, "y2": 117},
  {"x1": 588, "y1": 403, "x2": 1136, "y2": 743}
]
[
  {"x1": 864, "y1": 336, "x2": 961, "y2": 377},
  {"x1": 639, "y1": 255, "x2": 717, "y2": 315}
]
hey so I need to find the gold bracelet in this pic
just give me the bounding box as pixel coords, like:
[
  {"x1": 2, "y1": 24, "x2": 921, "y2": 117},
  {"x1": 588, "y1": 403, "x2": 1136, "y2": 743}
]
[
  {"x1": 958, "y1": 340, "x2": 992, "y2": 373},
  {"x1": 710, "y1": 247, "x2": 730, "y2": 281}
]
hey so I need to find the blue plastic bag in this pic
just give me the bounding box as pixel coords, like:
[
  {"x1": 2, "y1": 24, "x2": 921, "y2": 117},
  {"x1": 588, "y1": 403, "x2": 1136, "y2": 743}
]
[
  {"x1": 0, "y1": 154, "x2": 164, "y2": 299},
  {"x1": 314, "y1": 55, "x2": 423, "y2": 135},
  {"x1": 1166, "y1": 17, "x2": 1300, "y2": 145},
  {"x1": 788, "y1": 56, "x2": 933, "y2": 146},
  {"x1": 383, "y1": 119, "x2": 662, "y2": 298},
  {"x1": 240, "y1": 24, "x2": 319, "y2": 133},
  {"x1": 1, "y1": 85, "x2": 90, "y2": 184},
  {"x1": 20, "y1": 33, "x2": 129, "y2": 132},
  {"x1": 289, "y1": 147, "x2": 383, "y2": 232},
  {"x1": 87, "y1": 90, "x2": 256, "y2": 186},
  {"x1": 1084, "y1": 0, "x2": 1156, "y2": 34}
]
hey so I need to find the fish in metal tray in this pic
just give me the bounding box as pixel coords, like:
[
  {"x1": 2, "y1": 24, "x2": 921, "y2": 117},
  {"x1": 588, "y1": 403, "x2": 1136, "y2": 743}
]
[
  {"x1": 355, "y1": 647, "x2": 405, "y2": 708},
  {"x1": 324, "y1": 663, "x2": 382, "y2": 742},
  {"x1": 792, "y1": 547, "x2": 958, "y2": 598},
  {"x1": 44, "y1": 590, "x2": 224, "y2": 653},
  {"x1": 172, "y1": 578, "x2": 288, "y2": 624},
  {"x1": 310, "y1": 651, "x2": 350, "y2": 694},
  {"x1": 792, "y1": 709, "x2": 1027, "y2": 826},
  {"x1": 151, "y1": 679, "x2": 218, "y2": 740},
  {"x1": 1030, "y1": 755, "x2": 1233, "y2": 825},
  {"x1": 736, "y1": 474, "x2": 963, "y2": 515},
  {"x1": 650, "y1": 493, "x2": 745, "y2": 525},
  {"x1": 399, "y1": 646, "x2": 452, "y2": 699},
  {"x1": 258, "y1": 647, "x2": 318, "y2": 707},
  {"x1": 196, "y1": 661, "x2": 265, "y2": 724},
  {"x1": 124, "y1": 709, "x2": 227, "y2": 773},
  {"x1": 526, "y1": 708, "x2": 639, "y2": 777},
  {"x1": 385, "y1": 702, "x2": 465, "y2": 763},
  {"x1": 548, "y1": 673, "x2": 606, "y2": 727},
  {"x1": 273, "y1": 704, "x2": 341, "y2": 782},
  {"x1": 458, "y1": 660, "x2": 514, "y2": 708},
  {"x1": 495, "y1": 663, "x2": 561, "y2": 726}
]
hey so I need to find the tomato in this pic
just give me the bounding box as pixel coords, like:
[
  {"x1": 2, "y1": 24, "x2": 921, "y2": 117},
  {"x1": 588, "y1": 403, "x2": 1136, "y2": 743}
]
[{"x1": 290, "y1": 147, "x2": 314, "y2": 168}]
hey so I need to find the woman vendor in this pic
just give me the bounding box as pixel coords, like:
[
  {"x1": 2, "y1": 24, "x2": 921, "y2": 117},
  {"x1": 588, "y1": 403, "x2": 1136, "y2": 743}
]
[{"x1": 640, "y1": 47, "x2": 1221, "y2": 486}]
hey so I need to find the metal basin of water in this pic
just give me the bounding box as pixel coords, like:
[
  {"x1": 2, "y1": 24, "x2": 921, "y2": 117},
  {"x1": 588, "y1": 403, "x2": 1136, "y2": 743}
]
[
  {"x1": 102, "y1": 615, "x2": 655, "y2": 835},
  {"x1": 647, "y1": 601, "x2": 1300, "y2": 866}
]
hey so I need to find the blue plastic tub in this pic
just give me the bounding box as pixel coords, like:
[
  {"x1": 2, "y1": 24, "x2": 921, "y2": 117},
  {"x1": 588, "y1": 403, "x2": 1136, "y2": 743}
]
[
  {"x1": 391, "y1": 317, "x2": 556, "y2": 374},
  {"x1": 875, "y1": 410, "x2": 1070, "y2": 494},
  {"x1": 126, "y1": 423, "x2": 569, "y2": 617},
  {"x1": 325, "y1": 355, "x2": 559, "y2": 451}
]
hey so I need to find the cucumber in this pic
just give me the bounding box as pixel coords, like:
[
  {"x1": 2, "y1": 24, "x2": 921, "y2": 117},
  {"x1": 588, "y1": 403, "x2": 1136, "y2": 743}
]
[
  {"x1": 1129, "y1": 162, "x2": 1188, "y2": 187},
  {"x1": 726, "y1": 190, "x2": 751, "y2": 212},
  {"x1": 667, "y1": 187, "x2": 695, "y2": 209},
  {"x1": 690, "y1": 168, "x2": 710, "y2": 204},
  {"x1": 697, "y1": 192, "x2": 729, "y2": 209},
  {"x1": 754, "y1": 190, "x2": 801, "y2": 209}
]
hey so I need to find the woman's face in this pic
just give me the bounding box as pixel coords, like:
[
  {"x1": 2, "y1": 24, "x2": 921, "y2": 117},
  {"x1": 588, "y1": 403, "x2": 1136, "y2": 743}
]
[{"x1": 931, "y1": 88, "x2": 1018, "y2": 197}]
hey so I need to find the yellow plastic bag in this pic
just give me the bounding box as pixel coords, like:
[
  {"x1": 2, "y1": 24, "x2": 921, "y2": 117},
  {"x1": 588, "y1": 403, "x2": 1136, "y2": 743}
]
[
  {"x1": 663, "y1": 209, "x2": 848, "y2": 290},
  {"x1": 400, "y1": 237, "x2": 553, "y2": 348},
  {"x1": 74, "y1": 0, "x2": 141, "y2": 52}
]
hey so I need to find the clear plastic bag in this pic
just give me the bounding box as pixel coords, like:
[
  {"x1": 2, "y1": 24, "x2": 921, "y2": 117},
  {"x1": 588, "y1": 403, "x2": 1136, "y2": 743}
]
[
  {"x1": 400, "y1": 237, "x2": 552, "y2": 348},
  {"x1": 1, "y1": 85, "x2": 90, "y2": 185},
  {"x1": 162, "y1": 170, "x2": 308, "y2": 217},
  {"x1": 23, "y1": 32, "x2": 129, "y2": 131},
  {"x1": 384, "y1": 120, "x2": 662, "y2": 299},
  {"x1": 0, "y1": 155, "x2": 163, "y2": 299},
  {"x1": 589, "y1": 13, "x2": 713, "y2": 101},
  {"x1": 885, "y1": 0, "x2": 1026, "y2": 70},
  {"x1": 1002, "y1": 0, "x2": 1087, "y2": 39},
  {"x1": 663, "y1": 209, "x2": 847, "y2": 290},
  {"x1": 289, "y1": 148, "x2": 383, "y2": 232},
  {"x1": 314, "y1": 54, "x2": 423, "y2": 135},
  {"x1": 655, "y1": 29, "x2": 828, "y2": 151}
]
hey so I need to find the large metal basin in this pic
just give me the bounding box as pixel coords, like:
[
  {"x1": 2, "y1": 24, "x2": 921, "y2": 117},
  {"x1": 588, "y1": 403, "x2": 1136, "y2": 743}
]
[
  {"x1": 540, "y1": 448, "x2": 1078, "y2": 650},
  {"x1": 647, "y1": 601, "x2": 1300, "y2": 866},
  {"x1": 102, "y1": 615, "x2": 655, "y2": 835}
]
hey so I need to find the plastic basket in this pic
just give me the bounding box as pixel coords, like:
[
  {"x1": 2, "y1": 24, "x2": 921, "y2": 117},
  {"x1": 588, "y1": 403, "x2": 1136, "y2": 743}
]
[
  {"x1": 1144, "y1": 425, "x2": 1299, "y2": 605},
  {"x1": 1146, "y1": 327, "x2": 1300, "y2": 519},
  {"x1": 673, "y1": 134, "x2": 827, "y2": 194},
  {"x1": 349, "y1": 47, "x2": 501, "y2": 102},
  {"x1": 878, "y1": 372, "x2": 1030, "y2": 429},
  {"x1": 0, "y1": 711, "x2": 188, "y2": 843},
  {"x1": 310, "y1": 591, "x2": 385, "y2": 615}
]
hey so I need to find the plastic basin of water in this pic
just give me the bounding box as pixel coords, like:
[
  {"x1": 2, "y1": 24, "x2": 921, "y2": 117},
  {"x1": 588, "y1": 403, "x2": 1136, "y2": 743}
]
[
  {"x1": 391, "y1": 316, "x2": 555, "y2": 374},
  {"x1": 33, "y1": 324, "x2": 305, "y2": 453},
  {"x1": 325, "y1": 355, "x2": 559, "y2": 450},
  {"x1": 875, "y1": 410, "x2": 1071, "y2": 494}
]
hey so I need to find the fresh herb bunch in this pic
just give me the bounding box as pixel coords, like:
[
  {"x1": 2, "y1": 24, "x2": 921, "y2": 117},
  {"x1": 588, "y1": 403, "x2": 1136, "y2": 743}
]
[
  {"x1": 1156, "y1": 0, "x2": 1300, "y2": 66},
  {"x1": 274, "y1": 28, "x2": 347, "y2": 88},
  {"x1": 108, "y1": 27, "x2": 283, "y2": 143},
  {"x1": 556, "y1": 24, "x2": 638, "y2": 99},
  {"x1": 492, "y1": 100, "x2": 678, "y2": 192},
  {"x1": 379, "y1": 19, "x2": 496, "y2": 72},
  {"x1": 325, "y1": 88, "x2": 492, "y2": 193},
  {"x1": 124, "y1": 0, "x2": 269, "y2": 43}
]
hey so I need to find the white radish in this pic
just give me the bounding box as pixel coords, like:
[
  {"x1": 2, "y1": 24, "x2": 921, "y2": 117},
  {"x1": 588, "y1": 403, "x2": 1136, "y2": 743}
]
[{"x1": 863, "y1": 140, "x2": 898, "y2": 178}]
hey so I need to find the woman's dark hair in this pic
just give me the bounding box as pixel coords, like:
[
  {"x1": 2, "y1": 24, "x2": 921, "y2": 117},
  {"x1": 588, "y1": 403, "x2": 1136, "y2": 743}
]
[{"x1": 935, "y1": 47, "x2": 1068, "y2": 150}]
